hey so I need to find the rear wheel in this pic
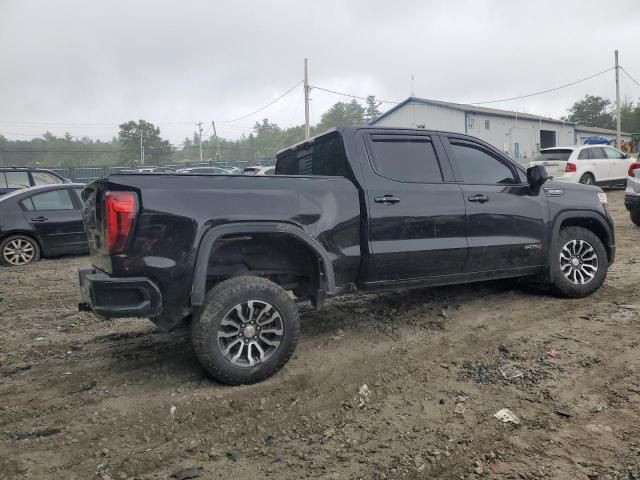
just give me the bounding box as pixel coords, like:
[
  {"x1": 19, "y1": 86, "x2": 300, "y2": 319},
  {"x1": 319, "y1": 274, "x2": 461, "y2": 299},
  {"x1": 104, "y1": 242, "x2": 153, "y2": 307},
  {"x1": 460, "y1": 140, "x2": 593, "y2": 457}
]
[
  {"x1": 630, "y1": 211, "x2": 640, "y2": 227},
  {"x1": 579, "y1": 173, "x2": 595, "y2": 185},
  {"x1": 549, "y1": 227, "x2": 607, "y2": 297},
  {"x1": 0, "y1": 235, "x2": 41, "y2": 267},
  {"x1": 191, "y1": 276, "x2": 300, "y2": 385}
]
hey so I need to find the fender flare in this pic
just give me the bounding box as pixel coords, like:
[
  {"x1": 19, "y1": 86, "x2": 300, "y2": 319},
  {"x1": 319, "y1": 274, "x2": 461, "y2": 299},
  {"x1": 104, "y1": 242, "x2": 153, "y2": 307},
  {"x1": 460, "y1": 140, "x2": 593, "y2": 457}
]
[
  {"x1": 190, "y1": 222, "x2": 335, "y2": 306},
  {"x1": 551, "y1": 210, "x2": 614, "y2": 260}
]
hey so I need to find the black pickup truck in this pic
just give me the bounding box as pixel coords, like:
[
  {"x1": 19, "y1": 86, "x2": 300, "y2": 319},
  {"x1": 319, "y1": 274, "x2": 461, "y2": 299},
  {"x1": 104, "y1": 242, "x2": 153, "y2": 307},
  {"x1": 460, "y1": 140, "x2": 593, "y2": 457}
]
[{"x1": 78, "y1": 127, "x2": 615, "y2": 384}]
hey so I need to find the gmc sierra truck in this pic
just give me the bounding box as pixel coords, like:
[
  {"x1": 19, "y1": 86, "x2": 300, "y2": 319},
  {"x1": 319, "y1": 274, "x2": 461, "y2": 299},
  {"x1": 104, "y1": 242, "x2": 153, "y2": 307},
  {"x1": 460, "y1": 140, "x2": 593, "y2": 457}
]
[{"x1": 78, "y1": 127, "x2": 615, "y2": 384}]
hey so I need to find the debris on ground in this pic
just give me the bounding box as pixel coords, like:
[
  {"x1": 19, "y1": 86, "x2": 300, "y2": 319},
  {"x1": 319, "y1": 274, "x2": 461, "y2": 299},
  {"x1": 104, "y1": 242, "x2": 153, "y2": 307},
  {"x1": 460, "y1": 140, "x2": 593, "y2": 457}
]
[
  {"x1": 171, "y1": 467, "x2": 200, "y2": 480},
  {"x1": 494, "y1": 408, "x2": 520, "y2": 425},
  {"x1": 546, "y1": 347, "x2": 560, "y2": 358},
  {"x1": 499, "y1": 363, "x2": 524, "y2": 381},
  {"x1": 555, "y1": 407, "x2": 573, "y2": 418},
  {"x1": 454, "y1": 403, "x2": 466, "y2": 415},
  {"x1": 358, "y1": 384, "x2": 371, "y2": 408}
]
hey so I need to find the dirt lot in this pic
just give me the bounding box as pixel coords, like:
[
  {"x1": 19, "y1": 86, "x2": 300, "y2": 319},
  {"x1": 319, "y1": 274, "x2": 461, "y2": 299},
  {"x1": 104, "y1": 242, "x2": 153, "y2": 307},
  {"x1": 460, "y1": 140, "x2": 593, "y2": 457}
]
[{"x1": 1, "y1": 190, "x2": 639, "y2": 480}]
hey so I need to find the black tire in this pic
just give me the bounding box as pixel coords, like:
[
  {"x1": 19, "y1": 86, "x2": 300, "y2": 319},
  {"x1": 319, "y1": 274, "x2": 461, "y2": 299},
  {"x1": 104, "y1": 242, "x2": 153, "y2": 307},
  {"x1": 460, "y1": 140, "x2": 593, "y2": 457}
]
[
  {"x1": 579, "y1": 173, "x2": 595, "y2": 185},
  {"x1": 0, "y1": 234, "x2": 41, "y2": 267},
  {"x1": 191, "y1": 276, "x2": 300, "y2": 385},
  {"x1": 631, "y1": 211, "x2": 640, "y2": 227},
  {"x1": 549, "y1": 226, "x2": 607, "y2": 298}
]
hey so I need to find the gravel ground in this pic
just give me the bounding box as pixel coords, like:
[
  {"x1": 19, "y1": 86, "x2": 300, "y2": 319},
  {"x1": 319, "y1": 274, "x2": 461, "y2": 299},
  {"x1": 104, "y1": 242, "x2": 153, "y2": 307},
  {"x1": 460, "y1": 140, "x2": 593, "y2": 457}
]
[{"x1": 0, "y1": 190, "x2": 639, "y2": 480}]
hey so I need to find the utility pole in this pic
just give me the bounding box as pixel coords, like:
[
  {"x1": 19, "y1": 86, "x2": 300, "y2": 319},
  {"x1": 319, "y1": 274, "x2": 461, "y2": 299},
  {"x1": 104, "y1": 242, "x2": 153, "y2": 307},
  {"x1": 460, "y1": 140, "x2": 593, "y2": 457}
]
[
  {"x1": 615, "y1": 50, "x2": 621, "y2": 148},
  {"x1": 212, "y1": 121, "x2": 222, "y2": 166},
  {"x1": 139, "y1": 129, "x2": 144, "y2": 166},
  {"x1": 304, "y1": 58, "x2": 310, "y2": 139},
  {"x1": 197, "y1": 121, "x2": 203, "y2": 163}
]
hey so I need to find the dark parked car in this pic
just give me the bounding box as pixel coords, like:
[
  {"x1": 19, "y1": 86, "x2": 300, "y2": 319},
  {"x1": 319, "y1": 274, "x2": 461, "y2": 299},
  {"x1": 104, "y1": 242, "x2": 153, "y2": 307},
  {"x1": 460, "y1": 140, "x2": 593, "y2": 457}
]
[
  {"x1": 0, "y1": 184, "x2": 87, "y2": 266},
  {"x1": 0, "y1": 167, "x2": 69, "y2": 196},
  {"x1": 78, "y1": 127, "x2": 614, "y2": 384},
  {"x1": 625, "y1": 159, "x2": 640, "y2": 225}
]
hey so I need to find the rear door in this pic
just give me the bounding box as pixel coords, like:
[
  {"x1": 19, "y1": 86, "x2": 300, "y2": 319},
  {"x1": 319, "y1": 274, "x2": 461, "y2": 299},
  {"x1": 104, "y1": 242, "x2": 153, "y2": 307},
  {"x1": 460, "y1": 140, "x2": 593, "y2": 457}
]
[
  {"x1": 588, "y1": 147, "x2": 611, "y2": 182},
  {"x1": 443, "y1": 136, "x2": 548, "y2": 272},
  {"x1": 359, "y1": 131, "x2": 467, "y2": 282},
  {"x1": 21, "y1": 188, "x2": 85, "y2": 254}
]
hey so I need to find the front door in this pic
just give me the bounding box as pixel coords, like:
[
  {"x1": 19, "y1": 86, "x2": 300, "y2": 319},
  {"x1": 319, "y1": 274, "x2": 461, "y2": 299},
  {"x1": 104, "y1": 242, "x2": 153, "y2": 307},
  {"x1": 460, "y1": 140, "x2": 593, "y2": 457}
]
[
  {"x1": 361, "y1": 132, "x2": 468, "y2": 282},
  {"x1": 443, "y1": 136, "x2": 548, "y2": 272},
  {"x1": 22, "y1": 188, "x2": 85, "y2": 254}
]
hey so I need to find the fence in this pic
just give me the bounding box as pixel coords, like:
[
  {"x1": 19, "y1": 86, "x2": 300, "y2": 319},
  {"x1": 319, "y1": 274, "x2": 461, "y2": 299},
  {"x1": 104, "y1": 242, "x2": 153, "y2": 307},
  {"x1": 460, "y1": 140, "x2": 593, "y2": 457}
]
[{"x1": 47, "y1": 159, "x2": 276, "y2": 183}]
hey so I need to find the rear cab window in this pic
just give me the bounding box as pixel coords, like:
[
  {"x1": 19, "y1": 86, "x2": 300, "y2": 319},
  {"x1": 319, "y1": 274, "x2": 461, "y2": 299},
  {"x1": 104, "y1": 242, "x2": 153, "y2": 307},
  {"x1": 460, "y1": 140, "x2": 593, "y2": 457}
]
[{"x1": 276, "y1": 132, "x2": 352, "y2": 178}]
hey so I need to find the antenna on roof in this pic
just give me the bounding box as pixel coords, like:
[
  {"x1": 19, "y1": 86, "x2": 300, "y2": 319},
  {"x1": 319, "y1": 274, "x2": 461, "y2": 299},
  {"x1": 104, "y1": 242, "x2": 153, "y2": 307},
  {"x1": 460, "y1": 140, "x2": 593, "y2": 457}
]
[{"x1": 411, "y1": 74, "x2": 415, "y2": 97}]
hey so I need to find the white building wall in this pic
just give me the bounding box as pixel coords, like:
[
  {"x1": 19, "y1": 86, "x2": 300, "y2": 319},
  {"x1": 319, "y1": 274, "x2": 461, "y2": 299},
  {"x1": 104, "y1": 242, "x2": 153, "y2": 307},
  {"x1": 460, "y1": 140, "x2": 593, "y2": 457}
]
[
  {"x1": 373, "y1": 100, "x2": 465, "y2": 133},
  {"x1": 373, "y1": 101, "x2": 575, "y2": 160}
]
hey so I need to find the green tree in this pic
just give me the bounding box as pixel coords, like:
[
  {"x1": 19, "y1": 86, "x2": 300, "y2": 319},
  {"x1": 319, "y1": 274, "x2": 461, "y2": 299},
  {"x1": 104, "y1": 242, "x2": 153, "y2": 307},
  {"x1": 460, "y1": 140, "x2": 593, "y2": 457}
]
[
  {"x1": 565, "y1": 95, "x2": 615, "y2": 129},
  {"x1": 316, "y1": 100, "x2": 366, "y2": 132},
  {"x1": 117, "y1": 120, "x2": 172, "y2": 166},
  {"x1": 621, "y1": 98, "x2": 640, "y2": 134},
  {"x1": 364, "y1": 95, "x2": 382, "y2": 123}
]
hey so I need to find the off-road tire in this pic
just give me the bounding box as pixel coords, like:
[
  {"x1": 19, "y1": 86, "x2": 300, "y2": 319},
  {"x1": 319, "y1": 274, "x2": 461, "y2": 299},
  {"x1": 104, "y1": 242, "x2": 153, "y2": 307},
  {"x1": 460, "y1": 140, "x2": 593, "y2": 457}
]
[
  {"x1": 630, "y1": 211, "x2": 640, "y2": 227},
  {"x1": 0, "y1": 234, "x2": 41, "y2": 267},
  {"x1": 579, "y1": 173, "x2": 595, "y2": 185},
  {"x1": 191, "y1": 276, "x2": 300, "y2": 385},
  {"x1": 549, "y1": 226, "x2": 607, "y2": 298}
]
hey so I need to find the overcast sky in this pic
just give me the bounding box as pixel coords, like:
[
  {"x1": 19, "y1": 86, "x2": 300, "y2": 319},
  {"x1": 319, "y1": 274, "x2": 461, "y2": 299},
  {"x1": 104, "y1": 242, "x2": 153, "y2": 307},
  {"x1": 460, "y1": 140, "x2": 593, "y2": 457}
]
[{"x1": 1, "y1": 0, "x2": 639, "y2": 144}]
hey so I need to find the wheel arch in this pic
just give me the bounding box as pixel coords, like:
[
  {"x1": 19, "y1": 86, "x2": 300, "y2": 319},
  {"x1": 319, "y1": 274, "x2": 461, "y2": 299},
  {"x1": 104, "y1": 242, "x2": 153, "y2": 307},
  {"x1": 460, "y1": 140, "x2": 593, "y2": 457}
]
[
  {"x1": 554, "y1": 212, "x2": 613, "y2": 263},
  {"x1": 190, "y1": 222, "x2": 335, "y2": 308}
]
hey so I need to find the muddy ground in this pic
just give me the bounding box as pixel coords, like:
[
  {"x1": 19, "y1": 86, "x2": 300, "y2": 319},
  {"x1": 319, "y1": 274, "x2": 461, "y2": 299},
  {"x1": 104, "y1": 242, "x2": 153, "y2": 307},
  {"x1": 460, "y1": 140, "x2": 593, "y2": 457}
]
[{"x1": 1, "y1": 190, "x2": 639, "y2": 480}]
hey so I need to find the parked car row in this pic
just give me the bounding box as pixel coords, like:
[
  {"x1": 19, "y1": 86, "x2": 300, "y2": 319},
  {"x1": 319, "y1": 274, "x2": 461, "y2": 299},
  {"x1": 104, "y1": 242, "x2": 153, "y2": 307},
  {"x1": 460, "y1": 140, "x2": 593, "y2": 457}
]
[
  {"x1": 530, "y1": 144, "x2": 632, "y2": 187},
  {"x1": 119, "y1": 165, "x2": 274, "y2": 175}
]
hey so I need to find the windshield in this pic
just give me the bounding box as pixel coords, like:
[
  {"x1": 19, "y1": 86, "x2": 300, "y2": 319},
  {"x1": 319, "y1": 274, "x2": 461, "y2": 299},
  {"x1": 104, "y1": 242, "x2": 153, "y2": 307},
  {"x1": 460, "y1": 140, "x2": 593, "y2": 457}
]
[{"x1": 533, "y1": 149, "x2": 573, "y2": 162}]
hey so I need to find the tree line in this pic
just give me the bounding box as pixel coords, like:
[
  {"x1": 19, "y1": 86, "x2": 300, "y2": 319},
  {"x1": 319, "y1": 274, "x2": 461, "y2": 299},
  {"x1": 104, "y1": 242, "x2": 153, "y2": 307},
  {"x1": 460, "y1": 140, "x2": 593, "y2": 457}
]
[{"x1": 1, "y1": 93, "x2": 638, "y2": 168}]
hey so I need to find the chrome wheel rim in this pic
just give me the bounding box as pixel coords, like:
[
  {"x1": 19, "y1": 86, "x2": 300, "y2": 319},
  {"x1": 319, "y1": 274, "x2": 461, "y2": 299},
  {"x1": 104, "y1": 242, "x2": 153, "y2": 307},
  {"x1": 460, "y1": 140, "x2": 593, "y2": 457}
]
[
  {"x1": 2, "y1": 238, "x2": 35, "y2": 266},
  {"x1": 217, "y1": 300, "x2": 284, "y2": 367},
  {"x1": 582, "y1": 176, "x2": 593, "y2": 185},
  {"x1": 560, "y1": 239, "x2": 598, "y2": 285}
]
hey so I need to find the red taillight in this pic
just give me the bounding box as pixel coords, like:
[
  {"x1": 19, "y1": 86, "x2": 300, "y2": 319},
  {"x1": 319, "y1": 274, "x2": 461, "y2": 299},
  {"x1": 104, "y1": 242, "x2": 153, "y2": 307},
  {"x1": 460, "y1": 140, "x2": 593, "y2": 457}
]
[
  {"x1": 565, "y1": 162, "x2": 577, "y2": 173},
  {"x1": 103, "y1": 191, "x2": 137, "y2": 253},
  {"x1": 628, "y1": 162, "x2": 640, "y2": 177}
]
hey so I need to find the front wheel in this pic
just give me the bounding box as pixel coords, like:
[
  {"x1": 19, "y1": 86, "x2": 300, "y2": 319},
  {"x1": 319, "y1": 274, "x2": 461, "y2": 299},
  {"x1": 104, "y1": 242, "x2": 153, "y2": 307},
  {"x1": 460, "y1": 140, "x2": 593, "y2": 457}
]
[
  {"x1": 191, "y1": 276, "x2": 300, "y2": 385},
  {"x1": 630, "y1": 211, "x2": 640, "y2": 227},
  {"x1": 549, "y1": 226, "x2": 608, "y2": 298}
]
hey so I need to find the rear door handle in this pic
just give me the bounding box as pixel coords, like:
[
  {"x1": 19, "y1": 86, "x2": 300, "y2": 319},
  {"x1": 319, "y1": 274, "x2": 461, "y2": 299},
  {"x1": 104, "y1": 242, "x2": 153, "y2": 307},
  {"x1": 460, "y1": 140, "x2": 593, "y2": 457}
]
[
  {"x1": 374, "y1": 195, "x2": 400, "y2": 205},
  {"x1": 30, "y1": 216, "x2": 48, "y2": 222},
  {"x1": 468, "y1": 194, "x2": 489, "y2": 203}
]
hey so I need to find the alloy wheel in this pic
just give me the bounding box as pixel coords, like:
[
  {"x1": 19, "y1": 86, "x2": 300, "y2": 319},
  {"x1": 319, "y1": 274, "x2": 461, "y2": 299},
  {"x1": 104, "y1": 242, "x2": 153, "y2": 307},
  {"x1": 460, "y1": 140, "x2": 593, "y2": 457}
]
[
  {"x1": 217, "y1": 300, "x2": 284, "y2": 367},
  {"x1": 559, "y1": 239, "x2": 598, "y2": 285},
  {"x1": 2, "y1": 238, "x2": 36, "y2": 266}
]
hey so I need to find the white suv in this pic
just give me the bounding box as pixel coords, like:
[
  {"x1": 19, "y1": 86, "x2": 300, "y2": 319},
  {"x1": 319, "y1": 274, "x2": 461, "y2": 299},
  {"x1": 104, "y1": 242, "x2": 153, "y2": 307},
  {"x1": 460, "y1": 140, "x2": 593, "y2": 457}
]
[{"x1": 530, "y1": 145, "x2": 633, "y2": 186}]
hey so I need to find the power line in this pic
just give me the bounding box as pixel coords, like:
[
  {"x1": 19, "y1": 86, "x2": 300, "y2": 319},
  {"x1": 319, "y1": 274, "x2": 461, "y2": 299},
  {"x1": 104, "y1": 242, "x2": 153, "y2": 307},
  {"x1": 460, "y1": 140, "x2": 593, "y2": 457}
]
[
  {"x1": 620, "y1": 66, "x2": 640, "y2": 88},
  {"x1": 310, "y1": 85, "x2": 399, "y2": 104},
  {"x1": 470, "y1": 67, "x2": 615, "y2": 105},
  {"x1": 217, "y1": 81, "x2": 303, "y2": 124}
]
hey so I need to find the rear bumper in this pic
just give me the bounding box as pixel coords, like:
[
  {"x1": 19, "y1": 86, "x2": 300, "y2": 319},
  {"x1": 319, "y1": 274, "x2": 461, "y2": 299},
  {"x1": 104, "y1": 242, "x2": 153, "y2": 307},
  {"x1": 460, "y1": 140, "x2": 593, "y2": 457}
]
[
  {"x1": 78, "y1": 266, "x2": 162, "y2": 318},
  {"x1": 624, "y1": 193, "x2": 640, "y2": 212}
]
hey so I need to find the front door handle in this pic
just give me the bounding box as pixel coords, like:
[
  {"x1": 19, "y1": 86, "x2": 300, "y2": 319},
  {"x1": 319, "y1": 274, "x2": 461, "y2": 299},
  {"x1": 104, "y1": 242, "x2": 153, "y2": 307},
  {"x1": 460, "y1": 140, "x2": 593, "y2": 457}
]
[
  {"x1": 468, "y1": 194, "x2": 489, "y2": 203},
  {"x1": 374, "y1": 195, "x2": 400, "y2": 205},
  {"x1": 30, "y1": 216, "x2": 48, "y2": 222}
]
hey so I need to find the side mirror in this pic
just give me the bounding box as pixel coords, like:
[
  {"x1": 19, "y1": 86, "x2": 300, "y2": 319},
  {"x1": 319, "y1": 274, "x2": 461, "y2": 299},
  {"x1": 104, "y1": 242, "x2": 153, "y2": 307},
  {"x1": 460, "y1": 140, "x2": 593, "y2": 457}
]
[
  {"x1": 527, "y1": 165, "x2": 549, "y2": 187},
  {"x1": 623, "y1": 153, "x2": 630, "y2": 159}
]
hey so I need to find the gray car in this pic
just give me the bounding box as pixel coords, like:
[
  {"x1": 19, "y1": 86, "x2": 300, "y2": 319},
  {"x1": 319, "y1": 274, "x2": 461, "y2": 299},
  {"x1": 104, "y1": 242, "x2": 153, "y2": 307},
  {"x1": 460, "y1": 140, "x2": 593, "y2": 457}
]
[{"x1": 624, "y1": 159, "x2": 640, "y2": 225}]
